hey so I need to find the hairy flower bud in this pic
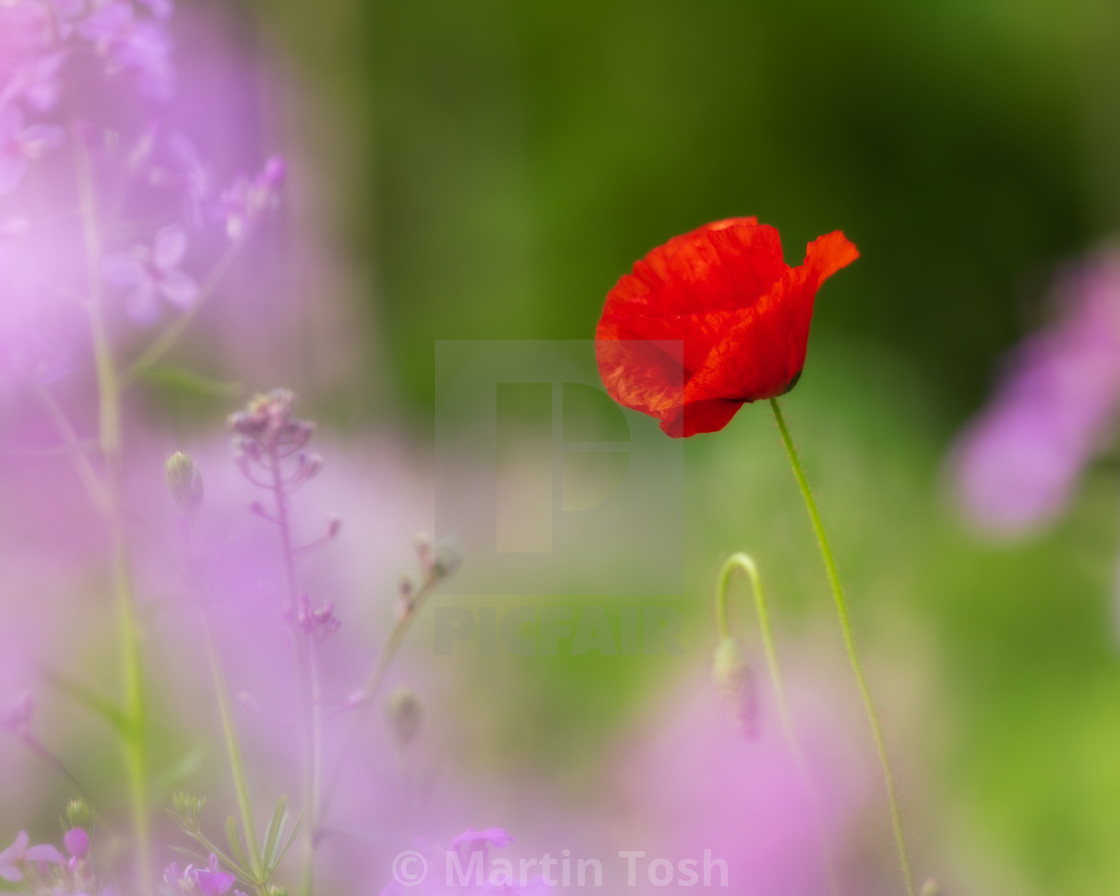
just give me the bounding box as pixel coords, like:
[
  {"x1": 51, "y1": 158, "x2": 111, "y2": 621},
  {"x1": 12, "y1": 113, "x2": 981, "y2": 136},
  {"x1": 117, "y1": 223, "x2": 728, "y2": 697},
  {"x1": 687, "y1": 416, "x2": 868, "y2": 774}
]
[
  {"x1": 166, "y1": 451, "x2": 203, "y2": 516},
  {"x1": 385, "y1": 687, "x2": 422, "y2": 748},
  {"x1": 65, "y1": 799, "x2": 91, "y2": 829},
  {"x1": 711, "y1": 637, "x2": 756, "y2": 736},
  {"x1": 171, "y1": 791, "x2": 206, "y2": 832},
  {"x1": 920, "y1": 880, "x2": 941, "y2": 896}
]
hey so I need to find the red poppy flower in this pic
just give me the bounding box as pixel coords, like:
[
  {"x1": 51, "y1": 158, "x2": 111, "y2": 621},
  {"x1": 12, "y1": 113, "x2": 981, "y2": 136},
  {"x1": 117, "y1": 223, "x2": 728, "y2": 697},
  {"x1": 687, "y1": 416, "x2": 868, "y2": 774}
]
[{"x1": 596, "y1": 217, "x2": 859, "y2": 437}]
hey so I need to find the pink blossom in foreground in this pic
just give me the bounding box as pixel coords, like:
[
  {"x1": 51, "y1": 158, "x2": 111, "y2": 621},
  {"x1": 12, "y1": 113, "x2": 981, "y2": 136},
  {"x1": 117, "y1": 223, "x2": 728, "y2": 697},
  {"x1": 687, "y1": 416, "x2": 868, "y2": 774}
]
[
  {"x1": 610, "y1": 661, "x2": 869, "y2": 895},
  {"x1": 0, "y1": 830, "x2": 64, "y2": 882}
]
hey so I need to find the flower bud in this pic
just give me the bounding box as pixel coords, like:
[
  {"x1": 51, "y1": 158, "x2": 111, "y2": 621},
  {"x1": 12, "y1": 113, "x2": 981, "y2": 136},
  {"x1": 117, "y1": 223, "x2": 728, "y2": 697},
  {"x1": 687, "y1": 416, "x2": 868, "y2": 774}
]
[
  {"x1": 171, "y1": 791, "x2": 206, "y2": 831},
  {"x1": 711, "y1": 637, "x2": 756, "y2": 736},
  {"x1": 920, "y1": 880, "x2": 941, "y2": 896},
  {"x1": 431, "y1": 539, "x2": 461, "y2": 580},
  {"x1": 65, "y1": 799, "x2": 91, "y2": 829},
  {"x1": 385, "y1": 687, "x2": 422, "y2": 748},
  {"x1": 166, "y1": 451, "x2": 203, "y2": 516}
]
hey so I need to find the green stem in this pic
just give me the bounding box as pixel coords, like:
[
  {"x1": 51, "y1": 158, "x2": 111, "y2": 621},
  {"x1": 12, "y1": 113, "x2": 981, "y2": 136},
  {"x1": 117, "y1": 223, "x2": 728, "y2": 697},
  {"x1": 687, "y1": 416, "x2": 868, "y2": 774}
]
[
  {"x1": 768, "y1": 398, "x2": 916, "y2": 896},
  {"x1": 70, "y1": 109, "x2": 151, "y2": 888},
  {"x1": 715, "y1": 553, "x2": 841, "y2": 896},
  {"x1": 202, "y1": 614, "x2": 264, "y2": 879}
]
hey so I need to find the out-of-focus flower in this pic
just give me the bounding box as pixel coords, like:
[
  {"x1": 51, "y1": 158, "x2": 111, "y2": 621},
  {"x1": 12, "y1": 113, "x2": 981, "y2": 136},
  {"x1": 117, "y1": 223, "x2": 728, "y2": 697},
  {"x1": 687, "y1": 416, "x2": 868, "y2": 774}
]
[
  {"x1": 0, "y1": 830, "x2": 64, "y2": 882},
  {"x1": 596, "y1": 218, "x2": 859, "y2": 437},
  {"x1": 1, "y1": 691, "x2": 34, "y2": 739},
  {"x1": 292, "y1": 592, "x2": 340, "y2": 638},
  {"x1": 1, "y1": 52, "x2": 67, "y2": 111},
  {"x1": 949, "y1": 250, "x2": 1120, "y2": 535},
  {"x1": 63, "y1": 827, "x2": 90, "y2": 860},
  {"x1": 379, "y1": 829, "x2": 552, "y2": 896},
  {"x1": 215, "y1": 156, "x2": 286, "y2": 241},
  {"x1": 164, "y1": 853, "x2": 243, "y2": 896},
  {"x1": 0, "y1": 104, "x2": 64, "y2": 195},
  {"x1": 610, "y1": 662, "x2": 867, "y2": 895},
  {"x1": 79, "y1": 0, "x2": 175, "y2": 100},
  {"x1": 103, "y1": 224, "x2": 199, "y2": 322}
]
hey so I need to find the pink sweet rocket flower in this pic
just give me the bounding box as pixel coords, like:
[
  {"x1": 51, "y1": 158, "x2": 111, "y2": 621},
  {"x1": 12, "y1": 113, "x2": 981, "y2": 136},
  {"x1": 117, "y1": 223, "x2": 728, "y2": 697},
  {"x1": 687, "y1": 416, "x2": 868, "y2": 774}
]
[
  {"x1": 215, "y1": 156, "x2": 286, "y2": 241},
  {"x1": 611, "y1": 659, "x2": 867, "y2": 895},
  {"x1": 79, "y1": 0, "x2": 175, "y2": 100},
  {"x1": 0, "y1": 103, "x2": 64, "y2": 195},
  {"x1": 63, "y1": 828, "x2": 90, "y2": 860},
  {"x1": 1, "y1": 691, "x2": 34, "y2": 739},
  {"x1": 0, "y1": 831, "x2": 64, "y2": 882},
  {"x1": 292, "y1": 592, "x2": 341, "y2": 638},
  {"x1": 950, "y1": 250, "x2": 1120, "y2": 535},
  {"x1": 163, "y1": 854, "x2": 243, "y2": 896},
  {"x1": 1, "y1": 52, "x2": 67, "y2": 111},
  {"x1": 103, "y1": 224, "x2": 199, "y2": 322}
]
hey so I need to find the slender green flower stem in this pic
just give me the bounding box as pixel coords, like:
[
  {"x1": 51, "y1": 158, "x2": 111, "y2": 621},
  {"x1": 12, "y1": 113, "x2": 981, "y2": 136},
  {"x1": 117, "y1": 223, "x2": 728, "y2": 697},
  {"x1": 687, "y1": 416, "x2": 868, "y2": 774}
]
[
  {"x1": 714, "y1": 553, "x2": 840, "y2": 896},
  {"x1": 68, "y1": 104, "x2": 152, "y2": 888},
  {"x1": 768, "y1": 398, "x2": 915, "y2": 896},
  {"x1": 203, "y1": 614, "x2": 264, "y2": 878}
]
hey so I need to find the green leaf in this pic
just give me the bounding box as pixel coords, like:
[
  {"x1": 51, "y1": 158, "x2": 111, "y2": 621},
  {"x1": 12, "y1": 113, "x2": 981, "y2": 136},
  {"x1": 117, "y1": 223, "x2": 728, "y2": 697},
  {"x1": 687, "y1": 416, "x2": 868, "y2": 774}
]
[
  {"x1": 270, "y1": 811, "x2": 303, "y2": 871},
  {"x1": 262, "y1": 796, "x2": 288, "y2": 871},
  {"x1": 137, "y1": 365, "x2": 244, "y2": 398},
  {"x1": 48, "y1": 672, "x2": 128, "y2": 734},
  {"x1": 226, "y1": 816, "x2": 251, "y2": 878},
  {"x1": 152, "y1": 744, "x2": 209, "y2": 797}
]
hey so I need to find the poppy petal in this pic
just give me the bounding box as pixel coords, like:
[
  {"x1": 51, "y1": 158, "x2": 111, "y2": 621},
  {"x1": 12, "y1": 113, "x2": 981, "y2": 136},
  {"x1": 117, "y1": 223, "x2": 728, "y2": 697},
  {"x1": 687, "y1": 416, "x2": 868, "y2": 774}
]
[{"x1": 596, "y1": 219, "x2": 858, "y2": 437}]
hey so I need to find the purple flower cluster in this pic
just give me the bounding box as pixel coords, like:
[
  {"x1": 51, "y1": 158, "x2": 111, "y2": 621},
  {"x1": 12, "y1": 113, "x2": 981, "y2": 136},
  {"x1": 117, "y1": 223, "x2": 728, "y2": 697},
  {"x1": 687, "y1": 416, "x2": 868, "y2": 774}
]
[
  {"x1": 1, "y1": 0, "x2": 286, "y2": 393},
  {"x1": 950, "y1": 250, "x2": 1120, "y2": 535},
  {"x1": 0, "y1": 826, "x2": 108, "y2": 895},
  {"x1": 163, "y1": 854, "x2": 245, "y2": 896}
]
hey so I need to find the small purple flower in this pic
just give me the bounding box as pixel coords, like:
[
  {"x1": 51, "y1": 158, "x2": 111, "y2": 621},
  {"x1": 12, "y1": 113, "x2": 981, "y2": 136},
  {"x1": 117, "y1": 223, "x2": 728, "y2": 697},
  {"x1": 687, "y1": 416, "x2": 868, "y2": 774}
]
[
  {"x1": 169, "y1": 133, "x2": 212, "y2": 225},
  {"x1": 103, "y1": 225, "x2": 199, "y2": 322},
  {"x1": 194, "y1": 854, "x2": 236, "y2": 896},
  {"x1": 79, "y1": 1, "x2": 175, "y2": 100},
  {"x1": 0, "y1": 831, "x2": 64, "y2": 883},
  {"x1": 0, "y1": 104, "x2": 65, "y2": 195},
  {"x1": 1, "y1": 52, "x2": 67, "y2": 111},
  {"x1": 215, "y1": 156, "x2": 286, "y2": 241},
  {"x1": 291, "y1": 592, "x2": 341, "y2": 638},
  {"x1": 64, "y1": 828, "x2": 90, "y2": 860},
  {"x1": 163, "y1": 854, "x2": 237, "y2": 896},
  {"x1": 1, "y1": 690, "x2": 34, "y2": 738}
]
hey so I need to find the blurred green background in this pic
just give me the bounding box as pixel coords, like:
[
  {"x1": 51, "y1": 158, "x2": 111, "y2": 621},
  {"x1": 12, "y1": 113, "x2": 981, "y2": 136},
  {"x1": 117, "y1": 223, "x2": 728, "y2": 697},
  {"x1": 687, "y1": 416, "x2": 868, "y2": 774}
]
[{"x1": 244, "y1": 1, "x2": 1120, "y2": 893}]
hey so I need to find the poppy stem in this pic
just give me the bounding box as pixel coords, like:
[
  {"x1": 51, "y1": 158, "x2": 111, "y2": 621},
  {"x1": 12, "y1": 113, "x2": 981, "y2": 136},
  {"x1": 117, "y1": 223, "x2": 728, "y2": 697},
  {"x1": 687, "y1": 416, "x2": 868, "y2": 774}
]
[
  {"x1": 767, "y1": 397, "x2": 916, "y2": 896},
  {"x1": 714, "y1": 553, "x2": 843, "y2": 896}
]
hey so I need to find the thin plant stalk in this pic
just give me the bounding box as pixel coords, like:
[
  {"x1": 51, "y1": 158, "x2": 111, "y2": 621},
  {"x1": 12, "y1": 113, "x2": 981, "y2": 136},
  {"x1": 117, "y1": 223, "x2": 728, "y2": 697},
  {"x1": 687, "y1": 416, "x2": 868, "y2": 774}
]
[
  {"x1": 202, "y1": 613, "x2": 263, "y2": 877},
  {"x1": 263, "y1": 446, "x2": 319, "y2": 896},
  {"x1": 317, "y1": 579, "x2": 434, "y2": 825},
  {"x1": 66, "y1": 92, "x2": 152, "y2": 888},
  {"x1": 768, "y1": 397, "x2": 916, "y2": 896},
  {"x1": 715, "y1": 553, "x2": 841, "y2": 896}
]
